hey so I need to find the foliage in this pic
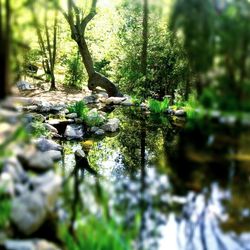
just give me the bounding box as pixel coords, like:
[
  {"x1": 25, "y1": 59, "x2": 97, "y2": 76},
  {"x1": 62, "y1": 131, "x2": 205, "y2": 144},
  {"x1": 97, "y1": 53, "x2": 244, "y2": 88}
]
[
  {"x1": 59, "y1": 216, "x2": 132, "y2": 250},
  {"x1": 64, "y1": 52, "x2": 85, "y2": 88},
  {"x1": 0, "y1": 188, "x2": 11, "y2": 230},
  {"x1": 114, "y1": 0, "x2": 190, "y2": 100},
  {"x1": 148, "y1": 97, "x2": 169, "y2": 113},
  {"x1": 30, "y1": 121, "x2": 52, "y2": 138},
  {"x1": 68, "y1": 101, "x2": 89, "y2": 120},
  {"x1": 67, "y1": 101, "x2": 104, "y2": 127}
]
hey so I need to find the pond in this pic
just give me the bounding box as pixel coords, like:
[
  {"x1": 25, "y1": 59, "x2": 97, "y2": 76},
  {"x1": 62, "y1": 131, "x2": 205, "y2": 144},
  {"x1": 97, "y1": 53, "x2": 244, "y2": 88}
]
[{"x1": 59, "y1": 107, "x2": 250, "y2": 250}]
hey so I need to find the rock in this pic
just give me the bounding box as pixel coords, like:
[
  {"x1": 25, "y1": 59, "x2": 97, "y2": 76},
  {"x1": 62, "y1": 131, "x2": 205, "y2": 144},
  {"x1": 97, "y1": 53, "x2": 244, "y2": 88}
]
[
  {"x1": 11, "y1": 192, "x2": 47, "y2": 235},
  {"x1": 4, "y1": 239, "x2": 61, "y2": 250},
  {"x1": 86, "y1": 109, "x2": 105, "y2": 124},
  {"x1": 35, "y1": 138, "x2": 62, "y2": 152},
  {"x1": 90, "y1": 126, "x2": 99, "y2": 132},
  {"x1": 36, "y1": 174, "x2": 62, "y2": 212},
  {"x1": 83, "y1": 95, "x2": 97, "y2": 104},
  {"x1": 43, "y1": 123, "x2": 58, "y2": 134},
  {"x1": 0, "y1": 172, "x2": 15, "y2": 196},
  {"x1": 45, "y1": 150, "x2": 62, "y2": 161},
  {"x1": 23, "y1": 113, "x2": 46, "y2": 123},
  {"x1": 36, "y1": 240, "x2": 61, "y2": 250},
  {"x1": 16, "y1": 80, "x2": 33, "y2": 91},
  {"x1": 50, "y1": 103, "x2": 66, "y2": 113},
  {"x1": 11, "y1": 172, "x2": 62, "y2": 235},
  {"x1": 75, "y1": 149, "x2": 86, "y2": 159},
  {"x1": 36, "y1": 101, "x2": 51, "y2": 112},
  {"x1": 4, "y1": 239, "x2": 35, "y2": 250},
  {"x1": 165, "y1": 109, "x2": 174, "y2": 115},
  {"x1": 47, "y1": 119, "x2": 74, "y2": 126},
  {"x1": 15, "y1": 183, "x2": 30, "y2": 196},
  {"x1": 30, "y1": 171, "x2": 62, "y2": 212},
  {"x1": 66, "y1": 113, "x2": 78, "y2": 119},
  {"x1": 64, "y1": 124, "x2": 84, "y2": 139},
  {"x1": 101, "y1": 118, "x2": 120, "y2": 132},
  {"x1": 105, "y1": 97, "x2": 126, "y2": 105},
  {"x1": 0, "y1": 108, "x2": 21, "y2": 124},
  {"x1": 25, "y1": 151, "x2": 55, "y2": 170},
  {"x1": 121, "y1": 99, "x2": 133, "y2": 106},
  {"x1": 95, "y1": 129, "x2": 105, "y2": 136},
  {"x1": 23, "y1": 105, "x2": 39, "y2": 112},
  {"x1": 3, "y1": 158, "x2": 28, "y2": 183},
  {"x1": 174, "y1": 110, "x2": 186, "y2": 117},
  {"x1": 74, "y1": 118, "x2": 83, "y2": 124}
]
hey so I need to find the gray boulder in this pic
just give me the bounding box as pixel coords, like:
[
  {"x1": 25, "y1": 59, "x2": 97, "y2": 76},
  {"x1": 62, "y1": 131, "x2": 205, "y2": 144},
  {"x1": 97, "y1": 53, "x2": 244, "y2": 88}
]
[
  {"x1": 23, "y1": 113, "x2": 46, "y2": 123},
  {"x1": 25, "y1": 152, "x2": 55, "y2": 170},
  {"x1": 64, "y1": 124, "x2": 84, "y2": 139},
  {"x1": 95, "y1": 129, "x2": 105, "y2": 136},
  {"x1": 101, "y1": 118, "x2": 120, "y2": 132},
  {"x1": 4, "y1": 239, "x2": 61, "y2": 250},
  {"x1": 16, "y1": 80, "x2": 33, "y2": 91},
  {"x1": 11, "y1": 192, "x2": 47, "y2": 235},
  {"x1": 3, "y1": 158, "x2": 28, "y2": 183},
  {"x1": 36, "y1": 101, "x2": 51, "y2": 112},
  {"x1": 83, "y1": 95, "x2": 97, "y2": 104},
  {"x1": 66, "y1": 113, "x2": 78, "y2": 119},
  {"x1": 43, "y1": 124, "x2": 58, "y2": 134},
  {"x1": 105, "y1": 97, "x2": 126, "y2": 105},
  {"x1": 35, "y1": 138, "x2": 62, "y2": 152}
]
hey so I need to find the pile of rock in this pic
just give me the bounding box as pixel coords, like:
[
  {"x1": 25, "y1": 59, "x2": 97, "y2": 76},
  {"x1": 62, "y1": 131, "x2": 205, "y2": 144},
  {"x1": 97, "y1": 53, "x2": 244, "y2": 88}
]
[{"x1": 0, "y1": 138, "x2": 63, "y2": 249}]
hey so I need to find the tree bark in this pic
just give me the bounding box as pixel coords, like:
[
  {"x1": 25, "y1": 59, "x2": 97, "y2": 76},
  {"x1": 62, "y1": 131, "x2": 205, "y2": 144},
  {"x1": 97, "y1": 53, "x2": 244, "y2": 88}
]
[
  {"x1": 0, "y1": 0, "x2": 11, "y2": 100},
  {"x1": 141, "y1": 0, "x2": 148, "y2": 76},
  {"x1": 63, "y1": 0, "x2": 122, "y2": 97}
]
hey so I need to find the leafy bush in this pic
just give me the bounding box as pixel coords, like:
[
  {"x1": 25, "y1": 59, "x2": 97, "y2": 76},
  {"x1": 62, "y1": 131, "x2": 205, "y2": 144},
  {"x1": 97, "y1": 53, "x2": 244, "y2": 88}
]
[
  {"x1": 68, "y1": 100, "x2": 89, "y2": 120},
  {"x1": 64, "y1": 52, "x2": 85, "y2": 88},
  {"x1": 68, "y1": 101, "x2": 105, "y2": 127},
  {"x1": 148, "y1": 97, "x2": 169, "y2": 113},
  {"x1": 30, "y1": 121, "x2": 52, "y2": 138}
]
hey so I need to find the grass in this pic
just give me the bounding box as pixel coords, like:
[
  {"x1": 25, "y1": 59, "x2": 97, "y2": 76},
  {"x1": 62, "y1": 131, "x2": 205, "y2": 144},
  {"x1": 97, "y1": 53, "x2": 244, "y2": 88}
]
[
  {"x1": 148, "y1": 97, "x2": 169, "y2": 113},
  {"x1": 60, "y1": 216, "x2": 132, "y2": 250}
]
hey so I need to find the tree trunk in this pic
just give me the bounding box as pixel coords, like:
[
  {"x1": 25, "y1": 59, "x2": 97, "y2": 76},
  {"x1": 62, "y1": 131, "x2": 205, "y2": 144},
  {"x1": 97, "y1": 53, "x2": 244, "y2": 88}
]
[
  {"x1": 141, "y1": 0, "x2": 148, "y2": 76},
  {"x1": 0, "y1": 0, "x2": 11, "y2": 100},
  {"x1": 30, "y1": 4, "x2": 58, "y2": 91},
  {"x1": 63, "y1": 0, "x2": 122, "y2": 97}
]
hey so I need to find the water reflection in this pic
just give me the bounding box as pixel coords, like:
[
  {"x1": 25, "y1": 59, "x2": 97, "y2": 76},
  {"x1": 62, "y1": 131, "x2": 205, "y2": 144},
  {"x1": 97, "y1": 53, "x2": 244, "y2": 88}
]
[{"x1": 62, "y1": 107, "x2": 250, "y2": 250}]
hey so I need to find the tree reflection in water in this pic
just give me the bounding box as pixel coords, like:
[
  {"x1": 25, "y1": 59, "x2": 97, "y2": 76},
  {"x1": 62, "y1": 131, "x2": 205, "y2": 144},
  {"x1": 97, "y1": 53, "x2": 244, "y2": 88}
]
[{"x1": 62, "y1": 107, "x2": 250, "y2": 250}]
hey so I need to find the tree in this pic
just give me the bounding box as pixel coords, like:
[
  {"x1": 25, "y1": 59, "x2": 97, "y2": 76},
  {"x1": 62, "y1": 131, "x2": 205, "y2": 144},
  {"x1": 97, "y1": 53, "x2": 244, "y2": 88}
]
[
  {"x1": 169, "y1": 0, "x2": 215, "y2": 96},
  {"x1": 59, "y1": 0, "x2": 122, "y2": 97},
  {"x1": 28, "y1": 1, "x2": 58, "y2": 91},
  {"x1": 141, "y1": 0, "x2": 148, "y2": 76},
  {"x1": 0, "y1": 0, "x2": 11, "y2": 100}
]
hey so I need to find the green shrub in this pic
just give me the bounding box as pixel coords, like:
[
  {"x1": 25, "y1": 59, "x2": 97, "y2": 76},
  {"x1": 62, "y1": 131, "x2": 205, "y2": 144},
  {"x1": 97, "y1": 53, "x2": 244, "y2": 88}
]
[
  {"x1": 148, "y1": 97, "x2": 169, "y2": 113},
  {"x1": 64, "y1": 52, "x2": 85, "y2": 88},
  {"x1": 68, "y1": 101, "x2": 89, "y2": 120},
  {"x1": 68, "y1": 101, "x2": 105, "y2": 127},
  {"x1": 30, "y1": 121, "x2": 52, "y2": 138}
]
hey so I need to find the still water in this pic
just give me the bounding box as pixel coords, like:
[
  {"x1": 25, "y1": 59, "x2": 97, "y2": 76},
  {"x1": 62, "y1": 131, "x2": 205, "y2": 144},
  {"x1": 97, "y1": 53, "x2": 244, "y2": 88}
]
[{"x1": 61, "y1": 107, "x2": 250, "y2": 250}]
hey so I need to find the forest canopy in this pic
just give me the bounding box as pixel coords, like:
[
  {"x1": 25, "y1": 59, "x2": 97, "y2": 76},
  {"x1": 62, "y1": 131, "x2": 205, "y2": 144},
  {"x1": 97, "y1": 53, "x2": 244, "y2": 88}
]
[{"x1": 1, "y1": 0, "x2": 250, "y2": 110}]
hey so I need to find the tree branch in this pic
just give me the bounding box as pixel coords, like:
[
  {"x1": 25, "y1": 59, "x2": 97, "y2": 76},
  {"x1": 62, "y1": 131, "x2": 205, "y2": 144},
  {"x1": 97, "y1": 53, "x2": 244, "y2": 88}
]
[{"x1": 81, "y1": 0, "x2": 98, "y2": 32}]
